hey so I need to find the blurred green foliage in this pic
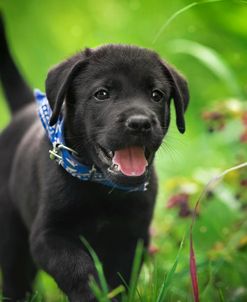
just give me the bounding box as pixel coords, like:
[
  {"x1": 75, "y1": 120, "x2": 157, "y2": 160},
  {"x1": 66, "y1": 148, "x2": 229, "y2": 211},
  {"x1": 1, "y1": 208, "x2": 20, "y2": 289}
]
[{"x1": 0, "y1": 0, "x2": 247, "y2": 301}]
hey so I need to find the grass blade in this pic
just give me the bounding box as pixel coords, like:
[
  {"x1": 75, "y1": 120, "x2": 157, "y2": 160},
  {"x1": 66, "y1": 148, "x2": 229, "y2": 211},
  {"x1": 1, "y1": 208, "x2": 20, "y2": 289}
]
[
  {"x1": 190, "y1": 232, "x2": 199, "y2": 302},
  {"x1": 152, "y1": 0, "x2": 224, "y2": 44},
  {"x1": 188, "y1": 161, "x2": 247, "y2": 302},
  {"x1": 167, "y1": 39, "x2": 243, "y2": 98},
  {"x1": 156, "y1": 234, "x2": 185, "y2": 302},
  {"x1": 80, "y1": 237, "x2": 110, "y2": 301},
  {"x1": 107, "y1": 285, "x2": 125, "y2": 300},
  {"x1": 218, "y1": 288, "x2": 225, "y2": 302},
  {"x1": 127, "y1": 240, "x2": 144, "y2": 301},
  {"x1": 88, "y1": 279, "x2": 107, "y2": 302}
]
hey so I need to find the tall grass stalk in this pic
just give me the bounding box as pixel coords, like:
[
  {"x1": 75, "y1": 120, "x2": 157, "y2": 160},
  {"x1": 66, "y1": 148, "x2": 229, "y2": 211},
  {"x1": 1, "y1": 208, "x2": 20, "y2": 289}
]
[
  {"x1": 80, "y1": 237, "x2": 110, "y2": 302},
  {"x1": 167, "y1": 39, "x2": 243, "y2": 98},
  {"x1": 156, "y1": 235, "x2": 185, "y2": 302},
  {"x1": 79, "y1": 236, "x2": 188, "y2": 302},
  {"x1": 125, "y1": 241, "x2": 144, "y2": 301},
  {"x1": 189, "y1": 161, "x2": 247, "y2": 302},
  {"x1": 152, "y1": 0, "x2": 247, "y2": 45},
  {"x1": 152, "y1": 0, "x2": 225, "y2": 44}
]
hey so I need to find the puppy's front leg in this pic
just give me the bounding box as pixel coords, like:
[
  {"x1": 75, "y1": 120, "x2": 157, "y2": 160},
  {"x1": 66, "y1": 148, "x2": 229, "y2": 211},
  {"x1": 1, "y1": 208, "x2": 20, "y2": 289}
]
[{"x1": 30, "y1": 226, "x2": 98, "y2": 302}]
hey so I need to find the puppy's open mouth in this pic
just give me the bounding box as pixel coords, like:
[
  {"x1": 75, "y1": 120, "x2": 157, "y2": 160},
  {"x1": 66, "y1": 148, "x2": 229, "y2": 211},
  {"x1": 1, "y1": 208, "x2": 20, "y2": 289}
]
[{"x1": 96, "y1": 145, "x2": 153, "y2": 177}]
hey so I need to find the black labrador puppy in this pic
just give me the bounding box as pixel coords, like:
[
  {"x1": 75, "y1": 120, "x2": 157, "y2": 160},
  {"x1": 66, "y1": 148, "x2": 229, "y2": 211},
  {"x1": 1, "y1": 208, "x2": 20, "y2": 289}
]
[{"x1": 0, "y1": 16, "x2": 189, "y2": 302}]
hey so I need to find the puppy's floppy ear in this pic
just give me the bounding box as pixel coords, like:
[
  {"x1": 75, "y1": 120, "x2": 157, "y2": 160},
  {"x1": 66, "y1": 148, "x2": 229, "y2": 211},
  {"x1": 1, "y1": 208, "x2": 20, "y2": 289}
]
[
  {"x1": 46, "y1": 50, "x2": 91, "y2": 126},
  {"x1": 160, "y1": 61, "x2": 189, "y2": 134}
]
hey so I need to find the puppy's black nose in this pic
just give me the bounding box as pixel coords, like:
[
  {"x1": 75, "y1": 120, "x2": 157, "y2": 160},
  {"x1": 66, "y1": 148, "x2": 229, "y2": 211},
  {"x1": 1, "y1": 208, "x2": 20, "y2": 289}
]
[{"x1": 126, "y1": 115, "x2": 152, "y2": 133}]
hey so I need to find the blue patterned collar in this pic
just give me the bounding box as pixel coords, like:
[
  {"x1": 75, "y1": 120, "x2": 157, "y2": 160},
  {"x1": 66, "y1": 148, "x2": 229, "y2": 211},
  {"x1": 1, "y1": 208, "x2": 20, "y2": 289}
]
[{"x1": 34, "y1": 89, "x2": 148, "y2": 192}]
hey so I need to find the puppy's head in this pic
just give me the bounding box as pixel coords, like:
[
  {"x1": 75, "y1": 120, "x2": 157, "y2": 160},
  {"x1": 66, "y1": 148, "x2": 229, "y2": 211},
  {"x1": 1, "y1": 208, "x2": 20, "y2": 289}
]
[{"x1": 46, "y1": 45, "x2": 189, "y2": 186}]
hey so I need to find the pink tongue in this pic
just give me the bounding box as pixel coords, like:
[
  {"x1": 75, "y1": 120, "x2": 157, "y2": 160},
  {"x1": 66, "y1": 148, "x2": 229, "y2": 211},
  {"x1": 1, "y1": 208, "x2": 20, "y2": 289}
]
[{"x1": 113, "y1": 147, "x2": 148, "y2": 177}]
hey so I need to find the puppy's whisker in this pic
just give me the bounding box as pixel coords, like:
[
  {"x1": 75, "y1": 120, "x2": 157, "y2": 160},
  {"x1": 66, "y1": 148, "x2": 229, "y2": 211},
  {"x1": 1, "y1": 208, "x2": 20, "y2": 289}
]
[
  {"x1": 165, "y1": 136, "x2": 187, "y2": 148},
  {"x1": 159, "y1": 140, "x2": 181, "y2": 160},
  {"x1": 64, "y1": 134, "x2": 85, "y2": 139}
]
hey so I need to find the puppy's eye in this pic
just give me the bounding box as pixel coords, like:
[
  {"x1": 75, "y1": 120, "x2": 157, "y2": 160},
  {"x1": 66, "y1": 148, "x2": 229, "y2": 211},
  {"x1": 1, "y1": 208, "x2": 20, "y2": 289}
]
[
  {"x1": 94, "y1": 89, "x2": 110, "y2": 101},
  {"x1": 151, "y1": 89, "x2": 164, "y2": 102}
]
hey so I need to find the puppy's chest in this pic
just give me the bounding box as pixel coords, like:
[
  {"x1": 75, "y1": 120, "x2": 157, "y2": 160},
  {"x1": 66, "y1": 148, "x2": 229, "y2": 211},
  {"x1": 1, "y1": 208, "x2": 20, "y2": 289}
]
[
  {"x1": 66, "y1": 199, "x2": 144, "y2": 238},
  {"x1": 56, "y1": 185, "x2": 151, "y2": 240},
  {"x1": 74, "y1": 205, "x2": 135, "y2": 232},
  {"x1": 76, "y1": 213, "x2": 142, "y2": 249}
]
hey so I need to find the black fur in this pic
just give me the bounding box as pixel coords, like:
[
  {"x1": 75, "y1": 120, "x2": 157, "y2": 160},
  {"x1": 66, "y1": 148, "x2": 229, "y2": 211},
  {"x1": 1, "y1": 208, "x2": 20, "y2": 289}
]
[
  {"x1": 0, "y1": 14, "x2": 34, "y2": 113},
  {"x1": 0, "y1": 15, "x2": 189, "y2": 302}
]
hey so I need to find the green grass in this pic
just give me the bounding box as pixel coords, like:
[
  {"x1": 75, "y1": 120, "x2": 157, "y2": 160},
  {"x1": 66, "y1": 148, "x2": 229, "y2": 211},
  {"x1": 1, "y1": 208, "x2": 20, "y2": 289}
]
[
  {"x1": 55, "y1": 237, "x2": 187, "y2": 302},
  {"x1": 1, "y1": 0, "x2": 247, "y2": 301}
]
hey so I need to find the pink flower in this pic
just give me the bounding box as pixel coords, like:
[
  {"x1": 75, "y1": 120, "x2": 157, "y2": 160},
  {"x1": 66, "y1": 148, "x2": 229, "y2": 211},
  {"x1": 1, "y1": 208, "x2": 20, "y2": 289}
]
[
  {"x1": 240, "y1": 130, "x2": 247, "y2": 143},
  {"x1": 167, "y1": 193, "x2": 192, "y2": 218},
  {"x1": 202, "y1": 111, "x2": 224, "y2": 121},
  {"x1": 148, "y1": 244, "x2": 160, "y2": 256},
  {"x1": 202, "y1": 111, "x2": 225, "y2": 133},
  {"x1": 240, "y1": 179, "x2": 247, "y2": 187},
  {"x1": 167, "y1": 193, "x2": 189, "y2": 208},
  {"x1": 242, "y1": 112, "x2": 247, "y2": 126}
]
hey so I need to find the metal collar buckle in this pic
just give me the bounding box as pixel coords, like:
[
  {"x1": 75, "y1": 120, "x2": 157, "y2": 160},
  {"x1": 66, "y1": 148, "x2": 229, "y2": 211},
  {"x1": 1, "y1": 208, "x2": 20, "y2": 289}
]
[
  {"x1": 49, "y1": 142, "x2": 78, "y2": 163},
  {"x1": 88, "y1": 165, "x2": 97, "y2": 180},
  {"x1": 143, "y1": 181, "x2": 149, "y2": 191}
]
